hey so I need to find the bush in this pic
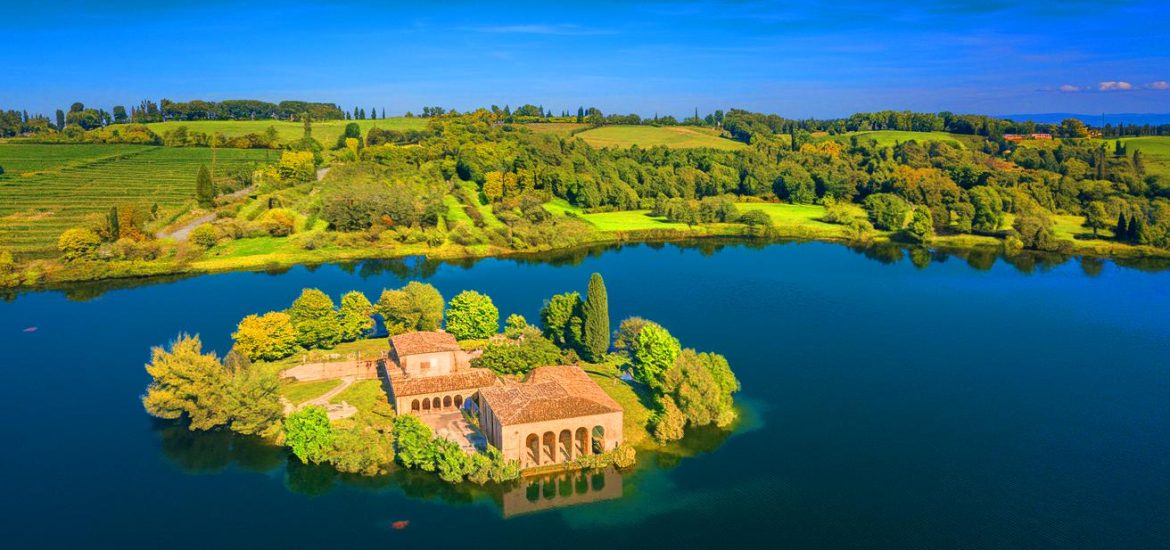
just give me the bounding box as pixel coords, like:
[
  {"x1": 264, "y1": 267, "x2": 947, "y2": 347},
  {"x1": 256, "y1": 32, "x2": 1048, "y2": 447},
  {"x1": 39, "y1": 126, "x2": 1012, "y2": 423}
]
[
  {"x1": 190, "y1": 223, "x2": 220, "y2": 249},
  {"x1": 651, "y1": 395, "x2": 686, "y2": 443},
  {"x1": 232, "y1": 311, "x2": 299, "y2": 361},
  {"x1": 864, "y1": 193, "x2": 910, "y2": 231},
  {"x1": 57, "y1": 227, "x2": 102, "y2": 261},
  {"x1": 611, "y1": 443, "x2": 637, "y2": 469},
  {"x1": 472, "y1": 334, "x2": 563, "y2": 374},
  {"x1": 285, "y1": 406, "x2": 334, "y2": 464}
]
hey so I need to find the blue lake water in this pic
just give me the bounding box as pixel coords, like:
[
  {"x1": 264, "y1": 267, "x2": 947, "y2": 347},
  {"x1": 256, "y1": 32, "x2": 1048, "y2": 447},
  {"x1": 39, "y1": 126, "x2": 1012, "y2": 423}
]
[{"x1": 1, "y1": 240, "x2": 1167, "y2": 548}]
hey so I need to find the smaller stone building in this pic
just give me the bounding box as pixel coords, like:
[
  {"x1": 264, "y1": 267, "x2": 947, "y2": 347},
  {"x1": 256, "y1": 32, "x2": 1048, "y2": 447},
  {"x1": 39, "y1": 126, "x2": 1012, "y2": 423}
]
[
  {"x1": 478, "y1": 365, "x2": 623, "y2": 469},
  {"x1": 385, "y1": 331, "x2": 497, "y2": 414}
]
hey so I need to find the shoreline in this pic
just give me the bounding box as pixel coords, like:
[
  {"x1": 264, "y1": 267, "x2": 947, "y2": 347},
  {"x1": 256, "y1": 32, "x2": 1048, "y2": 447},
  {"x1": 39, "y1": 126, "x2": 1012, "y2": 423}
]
[{"x1": 8, "y1": 222, "x2": 1170, "y2": 294}]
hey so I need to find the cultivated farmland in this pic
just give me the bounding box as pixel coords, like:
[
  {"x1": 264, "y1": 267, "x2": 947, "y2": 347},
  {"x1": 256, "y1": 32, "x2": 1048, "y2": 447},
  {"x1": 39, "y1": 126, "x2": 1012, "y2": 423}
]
[
  {"x1": 574, "y1": 125, "x2": 747, "y2": 150},
  {"x1": 0, "y1": 144, "x2": 273, "y2": 254},
  {"x1": 143, "y1": 118, "x2": 429, "y2": 147}
]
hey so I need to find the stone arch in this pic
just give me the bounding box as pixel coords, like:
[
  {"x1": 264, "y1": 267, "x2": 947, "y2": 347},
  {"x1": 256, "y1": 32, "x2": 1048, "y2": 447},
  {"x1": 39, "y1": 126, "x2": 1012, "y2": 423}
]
[
  {"x1": 454, "y1": 394, "x2": 464, "y2": 409},
  {"x1": 526, "y1": 433, "x2": 540, "y2": 467},
  {"x1": 592, "y1": 425, "x2": 606, "y2": 454},
  {"x1": 542, "y1": 431, "x2": 556, "y2": 464},
  {"x1": 411, "y1": 399, "x2": 420, "y2": 412},
  {"x1": 559, "y1": 429, "x2": 573, "y2": 461},
  {"x1": 431, "y1": 397, "x2": 441, "y2": 409},
  {"x1": 442, "y1": 395, "x2": 452, "y2": 409},
  {"x1": 591, "y1": 471, "x2": 605, "y2": 491},
  {"x1": 525, "y1": 481, "x2": 540, "y2": 503},
  {"x1": 575, "y1": 427, "x2": 589, "y2": 456},
  {"x1": 422, "y1": 398, "x2": 431, "y2": 411}
]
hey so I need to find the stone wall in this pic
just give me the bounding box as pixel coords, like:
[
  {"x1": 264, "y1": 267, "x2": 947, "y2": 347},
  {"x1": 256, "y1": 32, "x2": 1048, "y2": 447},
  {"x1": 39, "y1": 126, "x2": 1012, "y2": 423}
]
[
  {"x1": 482, "y1": 409, "x2": 624, "y2": 469},
  {"x1": 281, "y1": 359, "x2": 381, "y2": 382}
]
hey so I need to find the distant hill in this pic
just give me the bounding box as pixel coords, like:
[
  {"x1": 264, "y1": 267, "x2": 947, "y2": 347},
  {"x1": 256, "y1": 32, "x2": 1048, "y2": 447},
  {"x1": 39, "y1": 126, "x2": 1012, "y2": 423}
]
[{"x1": 1000, "y1": 113, "x2": 1170, "y2": 126}]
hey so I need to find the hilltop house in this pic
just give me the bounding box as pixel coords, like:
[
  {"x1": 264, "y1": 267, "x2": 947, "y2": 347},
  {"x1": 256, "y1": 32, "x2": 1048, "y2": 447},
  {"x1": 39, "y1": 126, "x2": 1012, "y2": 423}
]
[
  {"x1": 384, "y1": 331, "x2": 496, "y2": 413},
  {"x1": 478, "y1": 365, "x2": 624, "y2": 469}
]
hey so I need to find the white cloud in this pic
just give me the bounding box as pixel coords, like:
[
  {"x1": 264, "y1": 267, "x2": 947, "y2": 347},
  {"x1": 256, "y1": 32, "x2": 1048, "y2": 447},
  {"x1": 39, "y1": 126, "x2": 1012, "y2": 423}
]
[
  {"x1": 1058, "y1": 84, "x2": 1081, "y2": 93},
  {"x1": 1148, "y1": 81, "x2": 1170, "y2": 90},
  {"x1": 1098, "y1": 81, "x2": 1134, "y2": 91}
]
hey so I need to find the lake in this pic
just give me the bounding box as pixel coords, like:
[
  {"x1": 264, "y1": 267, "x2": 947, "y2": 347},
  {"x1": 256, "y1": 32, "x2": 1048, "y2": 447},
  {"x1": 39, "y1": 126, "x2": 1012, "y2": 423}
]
[{"x1": 1, "y1": 240, "x2": 1167, "y2": 548}]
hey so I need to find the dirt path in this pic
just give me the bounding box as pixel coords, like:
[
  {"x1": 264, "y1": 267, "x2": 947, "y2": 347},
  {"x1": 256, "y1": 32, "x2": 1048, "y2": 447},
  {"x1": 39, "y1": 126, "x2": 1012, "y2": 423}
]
[
  {"x1": 157, "y1": 185, "x2": 256, "y2": 240},
  {"x1": 305, "y1": 376, "x2": 355, "y2": 408},
  {"x1": 316, "y1": 166, "x2": 331, "y2": 181},
  {"x1": 282, "y1": 376, "x2": 358, "y2": 420}
]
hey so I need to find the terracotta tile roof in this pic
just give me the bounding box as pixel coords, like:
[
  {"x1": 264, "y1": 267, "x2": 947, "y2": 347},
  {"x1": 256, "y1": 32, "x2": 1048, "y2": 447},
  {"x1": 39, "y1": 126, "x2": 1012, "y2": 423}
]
[
  {"x1": 389, "y1": 368, "x2": 498, "y2": 398},
  {"x1": 390, "y1": 331, "x2": 460, "y2": 357},
  {"x1": 479, "y1": 365, "x2": 623, "y2": 426}
]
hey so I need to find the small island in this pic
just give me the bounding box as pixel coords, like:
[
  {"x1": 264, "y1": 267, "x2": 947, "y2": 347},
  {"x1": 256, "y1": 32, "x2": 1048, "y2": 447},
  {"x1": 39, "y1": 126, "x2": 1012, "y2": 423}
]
[{"x1": 142, "y1": 272, "x2": 741, "y2": 484}]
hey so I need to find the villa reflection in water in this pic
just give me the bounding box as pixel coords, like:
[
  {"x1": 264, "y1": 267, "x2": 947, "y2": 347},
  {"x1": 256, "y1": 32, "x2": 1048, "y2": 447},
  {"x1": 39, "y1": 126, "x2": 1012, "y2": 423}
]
[{"x1": 500, "y1": 468, "x2": 623, "y2": 518}]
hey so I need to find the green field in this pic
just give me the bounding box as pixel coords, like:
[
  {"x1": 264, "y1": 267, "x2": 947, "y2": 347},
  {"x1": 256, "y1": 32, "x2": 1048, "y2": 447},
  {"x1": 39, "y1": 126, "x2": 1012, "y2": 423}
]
[
  {"x1": 829, "y1": 130, "x2": 968, "y2": 148},
  {"x1": 574, "y1": 125, "x2": 747, "y2": 150},
  {"x1": 1110, "y1": 136, "x2": 1170, "y2": 177},
  {"x1": 143, "y1": 118, "x2": 428, "y2": 146},
  {"x1": 524, "y1": 122, "x2": 590, "y2": 136},
  {"x1": 543, "y1": 198, "x2": 853, "y2": 236},
  {"x1": 0, "y1": 144, "x2": 273, "y2": 253}
]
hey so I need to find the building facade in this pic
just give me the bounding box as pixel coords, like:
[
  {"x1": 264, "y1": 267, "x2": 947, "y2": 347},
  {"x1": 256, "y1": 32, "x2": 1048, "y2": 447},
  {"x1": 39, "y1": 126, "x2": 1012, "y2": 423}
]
[
  {"x1": 478, "y1": 365, "x2": 624, "y2": 469},
  {"x1": 384, "y1": 331, "x2": 496, "y2": 413}
]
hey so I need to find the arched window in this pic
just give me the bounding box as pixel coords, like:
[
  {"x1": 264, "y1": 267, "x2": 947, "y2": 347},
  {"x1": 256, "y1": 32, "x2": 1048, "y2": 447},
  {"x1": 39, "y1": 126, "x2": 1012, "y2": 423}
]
[
  {"x1": 422, "y1": 399, "x2": 431, "y2": 411},
  {"x1": 442, "y1": 395, "x2": 452, "y2": 409},
  {"x1": 432, "y1": 397, "x2": 441, "y2": 409},
  {"x1": 592, "y1": 425, "x2": 606, "y2": 454},
  {"x1": 411, "y1": 399, "x2": 420, "y2": 412}
]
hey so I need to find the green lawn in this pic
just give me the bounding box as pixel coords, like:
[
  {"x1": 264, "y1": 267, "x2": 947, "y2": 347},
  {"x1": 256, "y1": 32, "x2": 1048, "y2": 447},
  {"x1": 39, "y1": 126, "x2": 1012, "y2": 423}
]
[
  {"x1": 142, "y1": 118, "x2": 428, "y2": 147},
  {"x1": 280, "y1": 379, "x2": 341, "y2": 405},
  {"x1": 581, "y1": 359, "x2": 655, "y2": 448},
  {"x1": 575, "y1": 125, "x2": 746, "y2": 150},
  {"x1": 257, "y1": 337, "x2": 389, "y2": 373},
  {"x1": 0, "y1": 144, "x2": 273, "y2": 254},
  {"x1": 455, "y1": 180, "x2": 505, "y2": 228}
]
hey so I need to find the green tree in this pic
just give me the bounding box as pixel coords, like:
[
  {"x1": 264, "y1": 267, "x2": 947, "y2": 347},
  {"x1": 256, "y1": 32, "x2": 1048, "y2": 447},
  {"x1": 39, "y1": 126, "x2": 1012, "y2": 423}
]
[
  {"x1": 143, "y1": 334, "x2": 231, "y2": 431},
  {"x1": 328, "y1": 425, "x2": 394, "y2": 475},
  {"x1": 471, "y1": 334, "x2": 563, "y2": 374},
  {"x1": 1058, "y1": 118, "x2": 1090, "y2": 138},
  {"x1": 773, "y1": 161, "x2": 816, "y2": 204},
  {"x1": 57, "y1": 227, "x2": 101, "y2": 261},
  {"x1": 376, "y1": 282, "x2": 444, "y2": 334},
  {"x1": 1083, "y1": 201, "x2": 1110, "y2": 237},
  {"x1": 232, "y1": 311, "x2": 299, "y2": 361},
  {"x1": 580, "y1": 273, "x2": 610, "y2": 361},
  {"x1": 392, "y1": 414, "x2": 435, "y2": 470},
  {"x1": 662, "y1": 350, "x2": 739, "y2": 428},
  {"x1": 288, "y1": 288, "x2": 342, "y2": 349},
  {"x1": 1115, "y1": 212, "x2": 1129, "y2": 242},
  {"x1": 540, "y1": 291, "x2": 582, "y2": 347},
  {"x1": 863, "y1": 193, "x2": 910, "y2": 231},
  {"x1": 904, "y1": 206, "x2": 934, "y2": 244},
  {"x1": 337, "y1": 291, "x2": 374, "y2": 342},
  {"x1": 107, "y1": 206, "x2": 120, "y2": 241},
  {"x1": 504, "y1": 313, "x2": 529, "y2": 339},
  {"x1": 285, "y1": 406, "x2": 334, "y2": 464},
  {"x1": 196, "y1": 164, "x2": 215, "y2": 208},
  {"x1": 612, "y1": 317, "x2": 652, "y2": 353},
  {"x1": 1012, "y1": 213, "x2": 1058, "y2": 251},
  {"x1": 225, "y1": 357, "x2": 284, "y2": 439},
  {"x1": 651, "y1": 395, "x2": 687, "y2": 443},
  {"x1": 632, "y1": 323, "x2": 681, "y2": 393},
  {"x1": 445, "y1": 290, "x2": 499, "y2": 340},
  {"x1": 969, "y1": 186, "x2": 1004, "y2": 231}
]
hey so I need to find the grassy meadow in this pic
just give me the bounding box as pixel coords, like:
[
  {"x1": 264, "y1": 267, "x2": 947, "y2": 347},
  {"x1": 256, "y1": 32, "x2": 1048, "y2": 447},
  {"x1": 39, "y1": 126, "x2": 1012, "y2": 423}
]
[
  {"x1": 0, "y1": 144, "x2": 273, "y2": 254},
  {"x1": 826, "y1": 130, "x2": 969, "y2": 148},
  {"x1": 1111, "y1": 136, "x2": 1170, "y2": 176},
  {"x1": 144, "y1": 118, "x2": 428, "y2": 146},
  {"x1": 574, "y1": 125, "x2": 747, "y2": 150}
]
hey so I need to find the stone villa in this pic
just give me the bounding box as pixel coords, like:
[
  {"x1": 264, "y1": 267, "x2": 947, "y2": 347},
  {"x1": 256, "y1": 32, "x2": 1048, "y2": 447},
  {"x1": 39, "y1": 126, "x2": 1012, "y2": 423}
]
[
  {"x1": 479, "y1": 365, "x2": 623, "y2": 468},
  {"x1": 382, "y1": 330, "x2": 623, "y2": 469},
  {"x1": 384, "y1": 331, "x2": 496, "y2": 414}
]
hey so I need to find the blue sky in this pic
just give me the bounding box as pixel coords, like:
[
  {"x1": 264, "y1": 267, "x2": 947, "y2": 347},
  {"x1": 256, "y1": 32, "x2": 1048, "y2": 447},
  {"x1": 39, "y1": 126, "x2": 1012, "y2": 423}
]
[{"x1": 2, "y1": 0, "x2": 1167, "y2": 118}]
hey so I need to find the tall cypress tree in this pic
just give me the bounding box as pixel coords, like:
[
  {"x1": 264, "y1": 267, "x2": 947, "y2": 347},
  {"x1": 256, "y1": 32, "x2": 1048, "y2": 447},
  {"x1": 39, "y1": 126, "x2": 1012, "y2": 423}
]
[
  {"x1": 1116, "y1": 212, "x2": 1128, "y2": 241},
  {"x1": 581, "y1": 272, "x2": 610, "y2": 362},
  {"x1": 107, "y1": 206, "x2": 120, "y2": 241},
  {"x1": 1128, "y1": 216, "x2": 1141, "y2": 243},
  {"x1": 195, "y1": 165, "x2": 214, "y2": 208}
]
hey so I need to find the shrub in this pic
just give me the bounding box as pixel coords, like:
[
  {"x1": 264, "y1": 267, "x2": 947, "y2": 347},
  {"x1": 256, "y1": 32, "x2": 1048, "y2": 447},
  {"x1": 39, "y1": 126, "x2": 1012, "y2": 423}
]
[
  {"x1": 472, "y1": 334, "x2": 563, "y2": 375},
  {"x1": 285, "y1": 406, "x2": 334, "y2": 464},
  {"x1": 190, "y1": 223, "x2": 220, "y2": 249},
  {"x1": 863, "y1": 193, "x2": 910, "y2": 231},
  {"x1": 232, "y1": 311, "x2": 299, "y2": 361},
  {"x1": 57, "y1": 227, "x2": 102, "y2": 261}
]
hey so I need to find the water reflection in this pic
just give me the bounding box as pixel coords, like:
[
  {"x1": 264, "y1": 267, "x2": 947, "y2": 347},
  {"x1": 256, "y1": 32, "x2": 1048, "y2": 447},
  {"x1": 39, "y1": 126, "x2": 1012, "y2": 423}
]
[
  {"x1": 154, "y1": 421, "x2": 284, "y2": 474},
  {"x1": 10, "y1": 238, "x2": 1170, "y2": 303},
  {"x1": 501, "y1": 468, "x2": 623, "y2": 518}
]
